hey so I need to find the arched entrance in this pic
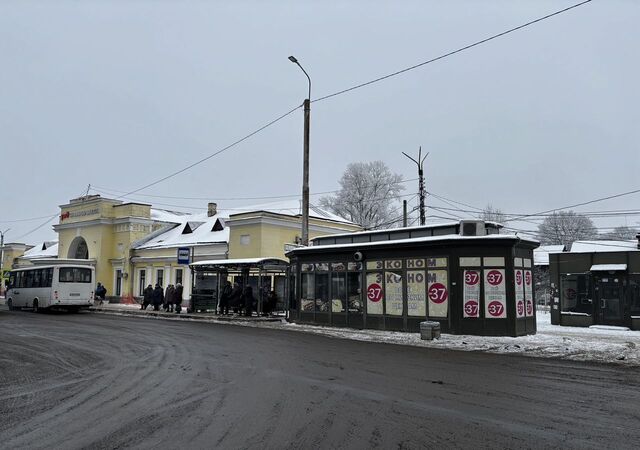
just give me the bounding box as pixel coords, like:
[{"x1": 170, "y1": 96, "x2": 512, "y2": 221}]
[{"x1": 68, "y1": 236, "x2": 89, "y2": 259}]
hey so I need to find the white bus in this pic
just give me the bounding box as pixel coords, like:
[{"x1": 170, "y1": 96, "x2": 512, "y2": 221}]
[{"x1": 6, "y1": 265, "x2": 95, "y2": 312}]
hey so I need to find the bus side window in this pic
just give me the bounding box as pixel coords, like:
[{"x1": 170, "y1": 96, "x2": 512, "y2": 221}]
[
  {"x1": 9, "y1": 272, "x2": 15, "y2": 289},
  {"x1": 45, "y1": 268, "x2": 53, "y2": 287}
]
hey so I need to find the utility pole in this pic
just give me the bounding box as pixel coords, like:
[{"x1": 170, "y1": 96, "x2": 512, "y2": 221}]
[
  {"x1": 288, "y1": 55, "x2": 312, "y2": 245},
  {"x1": 402, "y1": 147, "x2": 429, "y2": 226},
  {"x1": 0, "y1": 228, "x2": 10, "y2": 296},
  {"x1": 403, "y1": 200, "x2": 408, "y2": 227}
]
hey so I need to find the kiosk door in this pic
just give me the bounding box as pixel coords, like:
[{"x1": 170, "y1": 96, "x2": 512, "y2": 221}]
[{"x1": 596, "y1": 277, "x2": 624, "y2": 326}]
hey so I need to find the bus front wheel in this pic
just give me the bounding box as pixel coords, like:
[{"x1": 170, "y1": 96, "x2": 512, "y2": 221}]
[{"x1": 7, "y1": 299, "x2": 16, "y2": 311}]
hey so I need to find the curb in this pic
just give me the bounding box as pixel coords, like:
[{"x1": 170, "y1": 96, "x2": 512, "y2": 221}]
[{"x1": 88, "y1": 307, "x2": 286, "y2": 324}]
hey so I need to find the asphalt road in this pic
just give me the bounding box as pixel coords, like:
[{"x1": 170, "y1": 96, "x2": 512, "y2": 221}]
[{"x1": 1, "y1": 309, "x2": 639, "y2": 450}]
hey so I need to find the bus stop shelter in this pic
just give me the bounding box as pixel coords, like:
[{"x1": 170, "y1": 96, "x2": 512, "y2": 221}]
[{"x1": 189, "y1": 258, "x2": 290, "y2": 315}]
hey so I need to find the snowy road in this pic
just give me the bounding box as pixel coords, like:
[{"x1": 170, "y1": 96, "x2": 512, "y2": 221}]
[{"x1": 1, "y1": 309, "x2": 639, "y2": 449}]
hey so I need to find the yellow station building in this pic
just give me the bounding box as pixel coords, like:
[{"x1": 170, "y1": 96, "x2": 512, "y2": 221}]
[{"x1": 5, "y1": 195, "x2": 361, "y2": 303}]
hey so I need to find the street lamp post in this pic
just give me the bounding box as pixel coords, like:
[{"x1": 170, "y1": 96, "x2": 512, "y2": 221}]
[{"x1": 288, "y1": 55, "x2": 311, "y2": 246}]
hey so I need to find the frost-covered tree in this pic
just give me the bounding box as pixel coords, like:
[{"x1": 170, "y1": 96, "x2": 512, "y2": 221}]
[
  {"x1": 479, "y1": 204, "x2": 506, "y2": 224},
  {"x1": 319, "y1": 161, "x2": 405, "y2": 229},
  {"x1": 537, "y1": 211, "x2": 597, "y2": 247},
  {"x1": 602, "y1": 225, "x2": 639, "y2": 240}
]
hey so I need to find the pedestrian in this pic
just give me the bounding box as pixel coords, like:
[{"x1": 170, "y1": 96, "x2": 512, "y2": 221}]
[
  {"x1": 174, "y1": 283, "x2": 184, "y2": 313},
  {"x1": 229, "y1": 282, "x2": 243, "y2": 314},
  {"x1": 168, "y1": 284, "x2": 176, "y2": 312},
  {"x1": 142, "y1": 284, "x2": 153, "y2": 310},
  {"x1": 219, "y1": 280, "x2": 232, "y2": 315},
  {"x1": 265, "y1": 290, "x2": 278, "y2": 316},
  {"x1": 152, "y1": 283, "x2": 164, "y2": 311},
  {"x1": 96, "y1": 282, "x2": 107, "y2": 305},
  {"x1": 164, "y1": 284, "x2": 176, "y2": 312},
  {"x1": 242, "y1": 285, "x2": 256, "y2": 317}
]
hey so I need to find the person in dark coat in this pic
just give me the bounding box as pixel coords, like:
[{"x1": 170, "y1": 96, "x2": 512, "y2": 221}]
[
  {"x1": 219, "y1": 280, "x2": 232, "y2": 315},
  {"x1": 142, "y1": 284, "x2": 153, "y2": 310},
  {"x1": 174, "y1": 283, "x2": 184, "y2": 313},
  {"x1": 242, "y1": 285, "x2": 256, "y2": 317},
  {"x1": 229, "y1": 282, "x2": 243, "y2": 314},
  {"x1": 265, "y1": 290, "x2": 277, "y2": 316},
  {"x1": 96, "y1": 282, "x2": 107, "y2": 305},
  {"x1": 152, "y1": 283, "x2": 164, "y2": 311},
  {"x1": 164, "y1": 284, "x2": 176, "y2": 312}
]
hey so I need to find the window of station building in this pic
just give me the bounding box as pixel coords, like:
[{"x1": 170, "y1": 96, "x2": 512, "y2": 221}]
[
  {"x1": 560, "y1": 274, "x2": 592, "y2": 314},
  {"x1": 175, "y1": 268, "x2": 183, "y2": 286},
  {"x1": 629, "y1": 275, "x2": 640, "y2": 317},
  {"x1": 300, "y1": 264, "x2": 315, "y2": 312},
  {"x1": 240, "y1": 235, "x2": 251, "y2": 246},
  {"x1": 347, "y1": 263, "x2": 363, "y2": 313},
  {"x1": 139, "y1": 270, "x2": 146, "y2": 296},
  {"x1": 156, "y1": 269, "x2": 164, "y2": 288},
  {"x1": 315, "y1": 263, "x2": 330, "y2": 312}
]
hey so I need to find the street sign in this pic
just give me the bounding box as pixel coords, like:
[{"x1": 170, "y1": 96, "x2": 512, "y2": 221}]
[{"x1": 177, "y1": 247, "x2": 190, "y2": 265}]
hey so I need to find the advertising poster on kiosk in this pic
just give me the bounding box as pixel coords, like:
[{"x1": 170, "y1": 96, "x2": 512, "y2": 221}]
[
  {"x1": 463, "y1": 269, "x2": 480, "y2": 318},
  {"x1": 514, "y1": 269, "x2": 525, "y2": 318},
  {"x1": 385, "y1": 271, "x2": 403, "y2": 316},
  {"x1": 428, "y1": 270, "x2": 448, "y2": 318},
  {"x1": 484, "y1": 268, "x2": 507, "y2": 319},
  {"x1": 407, "y1": 270, "x2": 426, "y2": 316},
  {"x1": 524, "y1": 269, "x2": 534, "y2": 317},
  {"x1": 366, "y1": 272, "x2": 384, "y2": 315}
]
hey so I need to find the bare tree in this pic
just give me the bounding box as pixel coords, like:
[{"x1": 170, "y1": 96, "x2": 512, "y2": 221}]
[
  {"x1": 319, "y1": 161, "x2": 405, "y2": 229},
  {"x1": 537, "y1": 211, "x2": 597, "y2": 247},
  {"x1": 479, "y1": 204, "x2": 506, "y2": 224},
  {"x1": 602, "y1": 225, "x2": 639, "y2": 240}
]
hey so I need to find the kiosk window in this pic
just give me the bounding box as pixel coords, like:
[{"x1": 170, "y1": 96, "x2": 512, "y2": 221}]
[
  {"x1": 347, "y1": 270, "x2": 362, "y2": 313},
  {"x1": 331, "y1": 272, "x2": 346, "y2": 313},
  {"x1": 560, "y1": 274, "x2": 591, "y2": 314},
  {"x1": 630, "y1": 275, "x2": 640, "y2": 316}
]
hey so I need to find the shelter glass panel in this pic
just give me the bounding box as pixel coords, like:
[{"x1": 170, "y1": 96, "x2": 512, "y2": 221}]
[
  {"x1": 315, "y1": 273, "x2": 330, "y2": 312},
  {"x1": 301, "y1": 273, "x2": 314, "y2": 312},
  {"x1": 347, "y1": 271, "x2": 362, "y2": 313},
  {"x1": 331, "y1": 272, "x2": 346, "y2": 313}
]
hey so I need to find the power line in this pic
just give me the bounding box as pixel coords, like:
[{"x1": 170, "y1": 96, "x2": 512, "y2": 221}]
[
  {"x1": 114, "y1": 103, "x2": 302, "y2": 200},
  {"x1": 313, "y1": 0, "x2": 592, "y2": 103},
  {"x1": 90, "y1": 177, "x2": 420, "y2": 202}
]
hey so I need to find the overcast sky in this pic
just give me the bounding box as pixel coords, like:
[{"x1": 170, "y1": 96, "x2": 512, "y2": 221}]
[{"x1": 1, "y1": 0, "x2": 638, "y2": 245}]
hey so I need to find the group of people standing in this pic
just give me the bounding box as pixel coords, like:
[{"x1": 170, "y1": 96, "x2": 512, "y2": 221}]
[
  {"x1": 218, "y1": 280, "x2": 278, "y2": 317},
  {"x1": 141, "y1": 283, "x2": 183, "y2": 313}
]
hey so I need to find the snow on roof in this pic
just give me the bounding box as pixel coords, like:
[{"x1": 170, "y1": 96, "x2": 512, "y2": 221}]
[
  {"x1": 134, "y1": 214, "x2": 228, "y2": 250},
  {"x1": 289, "y1": 233, "x2": 538, "y2": 254},
  {"x1": 569, "y1": 240, "x2": 639, "y2": 253},
  {"x1": 22, "y1": 242, "x2": 59, "y2": 259},
  {"x1": 150, "y1": 208, "x2": 195, "y2": 223},
  {"x1": 590, "y1": 264, "x2": 627, "y2": 272},
  {"x1": 191, "y1": 257, "x2": 289, "y2": 267},
  {"x1": 533, "y1": 245, "x2": 566, "y2": 266}
]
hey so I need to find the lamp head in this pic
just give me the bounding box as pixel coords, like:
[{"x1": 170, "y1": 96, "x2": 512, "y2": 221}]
[{"x1": 288, "y1": 55, "x2": 298, "y2": 63}]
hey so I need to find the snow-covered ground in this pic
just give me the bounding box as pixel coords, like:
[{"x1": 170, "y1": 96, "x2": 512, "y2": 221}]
[
  {"x1": 278, "y1": 312, "x2": 640, "y2": 366},
  {"x1": 3, "y1": 299, "x2": 639, "y2": 366}
]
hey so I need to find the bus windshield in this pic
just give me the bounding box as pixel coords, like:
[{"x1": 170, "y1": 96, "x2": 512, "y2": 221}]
[{"x1": 59, "y1": 267, "x2": 92, "y2": 283}]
